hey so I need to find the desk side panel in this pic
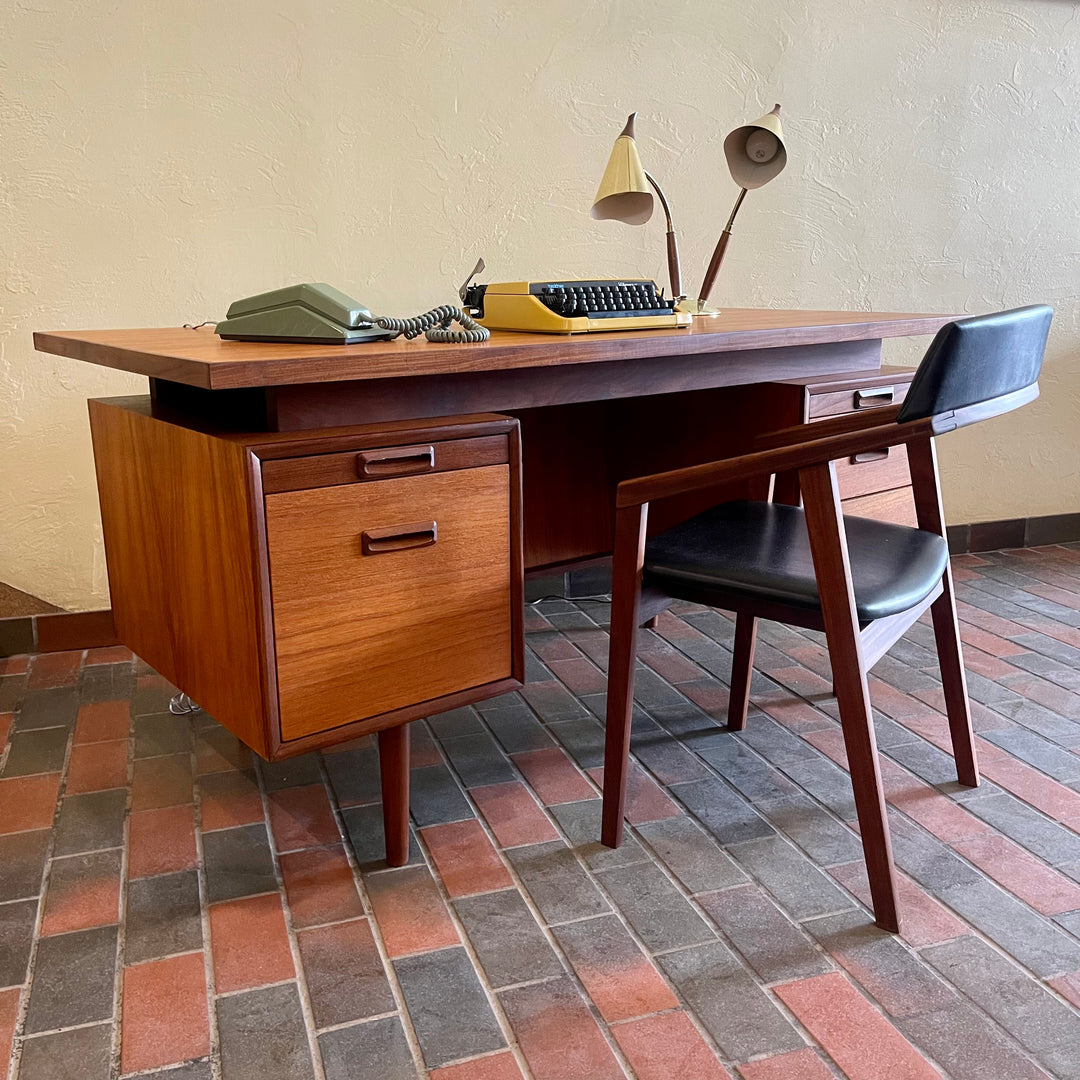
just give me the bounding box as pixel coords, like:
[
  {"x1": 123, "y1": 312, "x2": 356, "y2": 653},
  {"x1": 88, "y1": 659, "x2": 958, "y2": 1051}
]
[{"x1": 88, "y1": 399, "x2": 273, "y2": 756}]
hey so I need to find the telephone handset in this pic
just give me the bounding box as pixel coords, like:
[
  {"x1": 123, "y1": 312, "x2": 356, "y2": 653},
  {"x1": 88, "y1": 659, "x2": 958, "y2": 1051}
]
[{"x1": 215, "y1": 279, "x2": 489, "y2": 345}]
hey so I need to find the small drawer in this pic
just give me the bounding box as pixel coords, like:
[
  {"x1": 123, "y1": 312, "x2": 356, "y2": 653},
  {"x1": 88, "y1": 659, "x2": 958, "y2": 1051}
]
[
  {"x1": 808, "y1": 377, "x2": 912, "y2": 420},
  {"x1": 841, "y1": 487, "x2": 917, "y2": 528},
  {"x1": 261, "y1": 434, "x2": 508, "y2": 494},
  {"x1": 833, "y1": 444, "x2": 911, "y2": 501}
]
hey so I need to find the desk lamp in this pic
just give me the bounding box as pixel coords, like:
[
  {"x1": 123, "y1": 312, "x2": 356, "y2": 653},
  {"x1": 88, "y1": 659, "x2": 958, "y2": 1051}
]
[
  {"x1": 591, "y1": 113, "x2": 684, "y2": 300},
  {"x1": 592, "y1": 105, "x2": 786, "y2": 316}
]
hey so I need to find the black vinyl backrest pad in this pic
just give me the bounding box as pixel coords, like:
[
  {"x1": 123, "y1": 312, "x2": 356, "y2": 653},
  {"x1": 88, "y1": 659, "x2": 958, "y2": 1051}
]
[{"x1": 898, "y1": 305, "x2": 1053, "y2": 424}]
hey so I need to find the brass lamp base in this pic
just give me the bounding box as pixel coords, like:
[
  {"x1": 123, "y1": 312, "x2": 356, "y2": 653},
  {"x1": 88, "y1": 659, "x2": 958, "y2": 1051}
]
[{"x1": 675, "y1": 298, "x2": 724, "y2": 317}]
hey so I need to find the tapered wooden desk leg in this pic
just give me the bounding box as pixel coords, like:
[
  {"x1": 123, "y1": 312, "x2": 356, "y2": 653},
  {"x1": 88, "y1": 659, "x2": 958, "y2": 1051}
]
[
  {"x1": 601, "y1": 504, "x2": 648, "y2": 850},
  {"x1": 379, "y1": 724, "x2": 410, "y2": 866}
]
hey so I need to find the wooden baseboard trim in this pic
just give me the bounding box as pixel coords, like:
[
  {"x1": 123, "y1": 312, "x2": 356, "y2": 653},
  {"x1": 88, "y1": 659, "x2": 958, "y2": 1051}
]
[{"x1": 0, "y1": 609, "x2": 118, "y2": 657}]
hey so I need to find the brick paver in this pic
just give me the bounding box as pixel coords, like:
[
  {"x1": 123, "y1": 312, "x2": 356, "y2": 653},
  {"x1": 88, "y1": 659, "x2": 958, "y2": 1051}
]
[{"x1": 3, "y1": 546, "x2": 1080, "y2": 1078}]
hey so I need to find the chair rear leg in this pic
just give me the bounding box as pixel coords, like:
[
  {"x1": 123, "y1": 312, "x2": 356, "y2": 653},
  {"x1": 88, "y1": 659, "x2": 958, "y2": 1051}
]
[
  {"x1": 930, "y1": 573, "x2": 979, "y2": 786},
  {"x1": 727, "y1": 614, "x2": 758, "y2": 731},
  {"x1": 602, "y1": 504, "x2": 648, "y2": 849},
  {"x1": 907, "y1": 435, "x2": 979, "y2": 788}
]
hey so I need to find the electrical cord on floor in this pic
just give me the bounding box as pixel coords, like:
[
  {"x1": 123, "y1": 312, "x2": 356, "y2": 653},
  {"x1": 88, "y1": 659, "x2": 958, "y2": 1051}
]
[
  {"x1": 169, "y1": 692, "x2": 202, "y2": 715},
  {"x1": 527, "y1": 594, "x2": 611, "y2": 605}
]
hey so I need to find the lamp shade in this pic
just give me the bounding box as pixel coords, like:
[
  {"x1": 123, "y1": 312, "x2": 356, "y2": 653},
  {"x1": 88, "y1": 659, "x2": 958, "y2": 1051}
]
[
  {"x1": 723, "y1": 104, "x2": 786, "y2": 190},
  {"x1": 591, "y1": 113, "x2": 654, "y2": 226}
]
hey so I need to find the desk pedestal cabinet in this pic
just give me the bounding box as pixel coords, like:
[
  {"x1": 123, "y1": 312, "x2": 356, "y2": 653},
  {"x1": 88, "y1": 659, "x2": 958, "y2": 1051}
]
[{"x1": 88, "y1": 399, "x2": 524, "y2": 862}]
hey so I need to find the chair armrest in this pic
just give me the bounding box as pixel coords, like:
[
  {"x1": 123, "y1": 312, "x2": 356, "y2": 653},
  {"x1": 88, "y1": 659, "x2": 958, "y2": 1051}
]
[
  {"x1": 754, "y1": 403, "x2": 903, "y2": 450},
  {"x1": 616, "y1": 416, "x2": 936, "y2": 509}
]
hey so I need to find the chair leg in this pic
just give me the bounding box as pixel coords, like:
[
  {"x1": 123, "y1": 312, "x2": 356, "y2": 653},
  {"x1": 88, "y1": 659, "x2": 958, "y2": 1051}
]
[
  {"x1": 906, "y1": 435, "x2": 979, "y2": 788},
  {"x1": 801, "y1": 460, "x2": 900, "y2": 932},
  {"x1": 379, "y1": 724, "x2": 410, "y2": 866},
  {"x1": 830, "y1": 634, "x2": 900, "y2": 933},
  {"x1": 601, "y1": 504, "x2": 648, "y2": 849},
  {"x1": 930, "y1": 573, "x2": 979, "y2": 786},
  {"x1": 727, "y1": 614, "x2": 758, "y2": 731}
]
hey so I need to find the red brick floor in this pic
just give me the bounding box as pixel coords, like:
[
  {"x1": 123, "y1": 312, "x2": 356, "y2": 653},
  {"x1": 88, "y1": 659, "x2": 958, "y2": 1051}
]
[{"x1": 3, "y1": 546, "x2": 1080, "y2": 1078}]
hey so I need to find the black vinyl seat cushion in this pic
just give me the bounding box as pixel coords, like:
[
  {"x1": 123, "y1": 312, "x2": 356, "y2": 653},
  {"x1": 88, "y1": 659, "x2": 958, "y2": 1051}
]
[{"x1": 643, "y1": 501, "x2": 950, "y2": 623}]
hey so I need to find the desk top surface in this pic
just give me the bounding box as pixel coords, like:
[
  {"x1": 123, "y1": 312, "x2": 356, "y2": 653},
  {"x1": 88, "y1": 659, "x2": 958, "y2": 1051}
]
[{"x1": 34, "y1": 308, "x2": 953, "y2": 391}]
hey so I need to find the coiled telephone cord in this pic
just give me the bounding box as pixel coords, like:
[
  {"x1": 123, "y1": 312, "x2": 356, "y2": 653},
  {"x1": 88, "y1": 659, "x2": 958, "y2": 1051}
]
[{"x1": 375, "y1": 305, "x2": 490, "y2": 343}]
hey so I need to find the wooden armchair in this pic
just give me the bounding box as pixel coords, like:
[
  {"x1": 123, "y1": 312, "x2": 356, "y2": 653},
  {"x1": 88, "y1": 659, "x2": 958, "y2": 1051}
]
[{"x1": 600, "y1": 305, "x2": 1053, "y2": 931}]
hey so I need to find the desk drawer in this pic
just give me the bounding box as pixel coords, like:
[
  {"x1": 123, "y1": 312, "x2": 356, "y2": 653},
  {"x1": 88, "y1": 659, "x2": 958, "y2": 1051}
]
[
  {"x1": 262, "y1": 434, "x2": 508, "y2": 493},
  {"x1": 265, "y1": 464, "x2": 514, "y2": 741},
  {"x1": 842, "y1": 488, "x2": 918, "y2": 528},
  {"x1": 807, "y1": 375, "x2": 911, "y2": 420},
  {"x1": 834, "y1": 444, "x2": 910, "y2": 501},
  {"x1": 803, "y1": 369, "x2": 916, "y2": 525}
]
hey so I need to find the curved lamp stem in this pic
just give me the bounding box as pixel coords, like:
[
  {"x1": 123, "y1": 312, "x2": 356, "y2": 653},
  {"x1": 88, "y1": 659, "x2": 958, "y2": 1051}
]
[
  {"x1": 697, "y1": 187, "x2": 748, "y2": 307},
  {"x1": 644, "y1": 171, "x2": 683, "y2": 300}
]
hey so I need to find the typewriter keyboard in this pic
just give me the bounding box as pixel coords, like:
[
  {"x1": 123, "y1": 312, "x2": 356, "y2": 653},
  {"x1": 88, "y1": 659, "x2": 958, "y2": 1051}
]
[{"x1": 532, "y1": 280, "x2": 675, "y2": 319}]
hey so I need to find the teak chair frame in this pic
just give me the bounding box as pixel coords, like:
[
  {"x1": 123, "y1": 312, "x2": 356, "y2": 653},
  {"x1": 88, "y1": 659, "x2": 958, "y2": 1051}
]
[{"x1": 600, "y1": 399, "x2": 999, "y2": 933}]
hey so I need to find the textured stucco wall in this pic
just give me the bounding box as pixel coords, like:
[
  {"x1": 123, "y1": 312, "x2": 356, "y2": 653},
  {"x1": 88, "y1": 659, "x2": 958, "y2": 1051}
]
[{"x1": 2, "y1": 0, "x2": 1078, "y2": 609}]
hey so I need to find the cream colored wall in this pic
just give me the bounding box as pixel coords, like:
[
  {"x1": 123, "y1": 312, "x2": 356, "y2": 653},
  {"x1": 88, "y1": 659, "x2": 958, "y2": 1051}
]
[{"x1": 2, "y1": 0, "x2": 1078, "y2": 610}]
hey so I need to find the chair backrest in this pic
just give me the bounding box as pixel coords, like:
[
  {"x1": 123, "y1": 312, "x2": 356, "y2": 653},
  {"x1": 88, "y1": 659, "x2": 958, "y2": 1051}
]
[{"x1": 897, "y1": 305, "x2": 1053, "y2": 434}]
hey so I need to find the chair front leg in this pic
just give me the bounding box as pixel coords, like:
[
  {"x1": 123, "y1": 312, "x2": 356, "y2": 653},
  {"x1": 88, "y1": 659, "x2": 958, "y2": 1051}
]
[
  {"x1": 727, "y1": 614, "x2": 758, "y2": 731},
  {"x1": 800, "y1": 461, "x2": 900, "y2": 932},
  {"x1": 601, "y1": 503, "x2": 648, "y2": 848},
  {"x1": 907, "y1": 436, "x2": 979, "y2": 787}
]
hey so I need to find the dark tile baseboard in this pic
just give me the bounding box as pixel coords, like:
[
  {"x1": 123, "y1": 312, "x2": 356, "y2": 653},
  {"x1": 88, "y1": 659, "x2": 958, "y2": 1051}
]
[
  {"x1": 947, "y1": 512, "x2": 1080, "y2": 554},
  {"x1": 6, "y1": 512, "x2": 1079, "y2": 655},
  {"x1": 547, "y1": 511, "x2": 1080, "y2": 602},
  {"x1": 0, "y1": 609, "x2": 118, "y2": 657}
]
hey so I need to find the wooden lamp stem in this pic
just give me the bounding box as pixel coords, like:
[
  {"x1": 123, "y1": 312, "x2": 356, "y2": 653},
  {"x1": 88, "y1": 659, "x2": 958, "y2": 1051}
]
[
  {"x1": 644, "y1": 171, "x2": 683, "y2": 300},
  {"x1": 698, "y1": 187, "x2": 748, "y2": 307}
]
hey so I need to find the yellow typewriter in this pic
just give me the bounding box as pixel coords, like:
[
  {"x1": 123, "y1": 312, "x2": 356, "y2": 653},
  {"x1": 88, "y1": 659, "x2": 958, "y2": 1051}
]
[{"x1": 462, "y1": 279, "x2": 692, "y2": 334}]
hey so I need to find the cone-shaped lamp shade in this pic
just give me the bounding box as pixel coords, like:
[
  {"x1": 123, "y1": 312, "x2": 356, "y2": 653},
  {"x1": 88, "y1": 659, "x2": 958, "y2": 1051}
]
[
  {"x1": 723, "y1": 104, "x2": 787, "y2": 190},
  {"x1": 591, "y1": 113, "x2": 654, "y2": 226}
]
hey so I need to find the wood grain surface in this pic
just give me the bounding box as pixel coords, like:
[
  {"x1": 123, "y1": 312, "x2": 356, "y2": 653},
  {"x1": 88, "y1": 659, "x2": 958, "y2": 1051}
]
[
  {"x1": 833, "y1": 445, "x2": 911, "y2": 502},
  {"x1": 261, "y1": 434, "x2": 508, "y2": 494},
  {"x1": 88, "y1": 399, "x2": 275, "y2": 756},
  {"x1": 35, "y1": 310, "x2": 956, "y2": 391},
  {"x1": 840, "y1": 487, "x2": 918, "y2": 528},
  {"x1": 266, "y1": 465, "x2": 513, "y2": 740}
]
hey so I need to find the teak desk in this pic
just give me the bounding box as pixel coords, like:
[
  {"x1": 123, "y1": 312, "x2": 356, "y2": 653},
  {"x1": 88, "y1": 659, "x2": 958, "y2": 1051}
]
[{"x1": 35, "y1": 309, "x2": 952, "y2": 863}]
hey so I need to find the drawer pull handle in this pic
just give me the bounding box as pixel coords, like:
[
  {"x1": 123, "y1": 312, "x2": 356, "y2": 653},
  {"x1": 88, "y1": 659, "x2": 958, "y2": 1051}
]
[
  {"x1": 357, "y1": 445, "x2": 435, "y2": 476},
  {"x1": 362, "y1": 521, "x2": 438, "y2": 555},
  {"x1": 853, "y1": 387, "x2": 894, "y2": 409},
  {"x1": 850, "y1": 448, "x2": 890, "y2": 465}
]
